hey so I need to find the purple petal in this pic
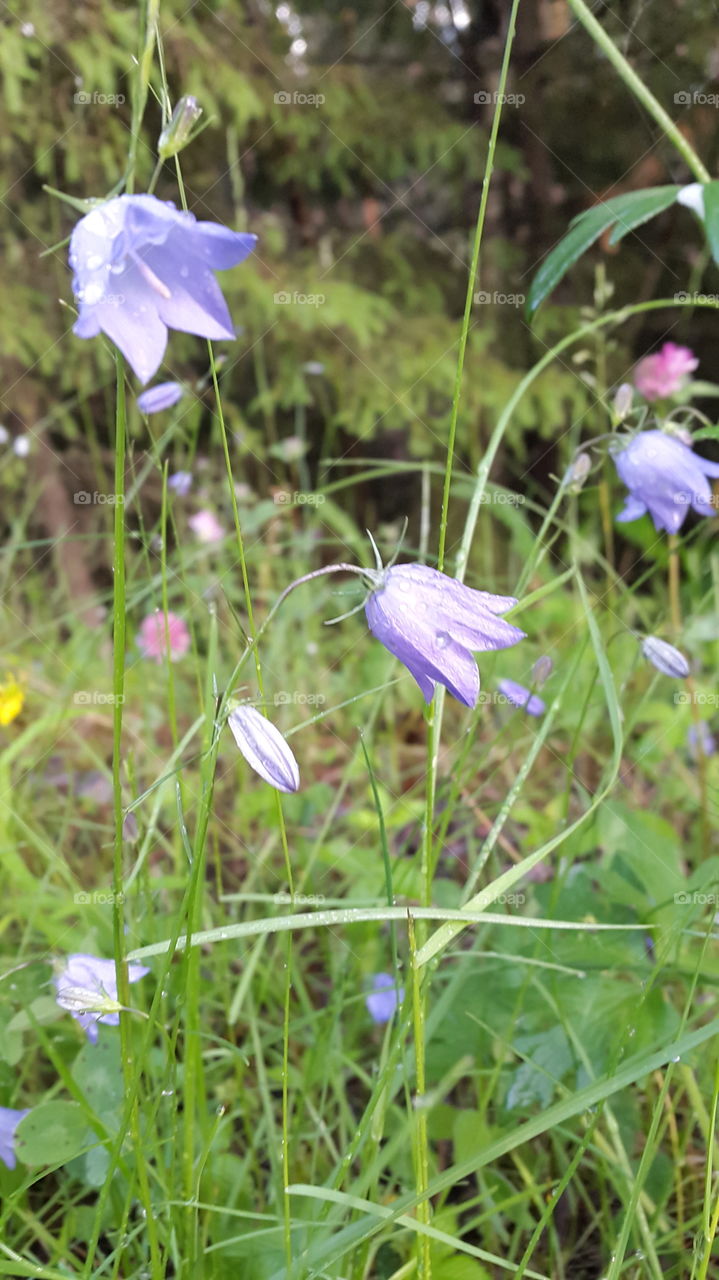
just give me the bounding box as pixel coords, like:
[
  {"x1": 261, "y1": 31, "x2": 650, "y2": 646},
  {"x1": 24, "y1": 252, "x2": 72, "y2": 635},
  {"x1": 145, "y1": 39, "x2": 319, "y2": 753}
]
[
  {"x1": 616, "y1": 494, "x2": 648, "y2": 523},
  {"x1": 144, "y1": 243, "x2": 236, "y2": 339},
  {"x1": 92, "y1": 271, "x2": 168, "y2": 383},
  {"x1": 227, "y1": 705, "x2": 300, "y2": 793},
  {"x1": 136, "y1": 381, "x2": 184, "y2": 414},
  {"x1": 498, "y1": 678, "x2": 545, "y2": 717},
  {"x1": 185, "y1": 223, "x2": 257, "y2": 269},
  {"x1": 0, "y1": 1106, "x2": 30, "y2": 1171},
  {"x1": 366, "y1": 973, "x2": 403, "y2": 1023},
  {"x1": 365, "y1": 590, "x2": 480, "y2": 707}
]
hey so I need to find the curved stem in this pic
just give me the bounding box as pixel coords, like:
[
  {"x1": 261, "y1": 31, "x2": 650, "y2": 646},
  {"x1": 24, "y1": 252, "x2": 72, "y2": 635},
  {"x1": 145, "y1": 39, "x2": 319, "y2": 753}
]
[{"x1": 567, "y1": 0, "x2": 710, "y2": 183}]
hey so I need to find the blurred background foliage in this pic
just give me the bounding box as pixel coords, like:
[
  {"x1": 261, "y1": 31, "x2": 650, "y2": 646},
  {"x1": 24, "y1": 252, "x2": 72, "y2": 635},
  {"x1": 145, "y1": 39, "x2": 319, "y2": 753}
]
[{"x1": 3, "y1": 0, "x2": 719, "y2": 544}]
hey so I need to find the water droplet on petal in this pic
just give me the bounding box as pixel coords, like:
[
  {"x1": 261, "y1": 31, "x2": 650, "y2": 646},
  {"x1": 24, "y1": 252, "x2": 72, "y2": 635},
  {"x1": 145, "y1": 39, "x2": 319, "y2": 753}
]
[{"x1": 436, "y1": 631, "x2": 450, "y2": 649}]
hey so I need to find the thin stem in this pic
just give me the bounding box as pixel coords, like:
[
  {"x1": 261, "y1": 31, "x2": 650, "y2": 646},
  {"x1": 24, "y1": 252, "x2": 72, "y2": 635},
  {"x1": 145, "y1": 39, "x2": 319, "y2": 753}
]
[{"x1": 567, "y1": 0, "x2": 710, "y2": 182}]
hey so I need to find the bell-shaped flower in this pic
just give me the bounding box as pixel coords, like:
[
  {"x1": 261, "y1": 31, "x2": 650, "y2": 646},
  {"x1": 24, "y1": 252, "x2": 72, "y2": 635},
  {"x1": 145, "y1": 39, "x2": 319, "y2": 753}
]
[
  {"x1": 69, "y1": 194, "x2": 256, "y2": 383},
  {"x1": 614, "y1": 429, "x2": 719, "y2": 533},
  {"x1": 633, "y1": 342, "x2": 698, "y2": 401},
  {"x1": 641, "y1": 635, "x2": 690, "y2": 679},
  {"x1": 0, "y1": 1106, "x2": 30, "y2": 1170},
  {"x1": 227, "y1": 704, "x2": 300, "y2": 793},
  {"x1": 366, "y1": 973, "x2": 404, "y2": 1024},
  {"x1": 498, "y1": 678, "x2": 545, "y2": 717},
  {"x1": 365, "y1": 563, "x2": 525, "y2": 708},
  {"x1": 54, "y1": 953, "x2": 150, "y2": 1044},
  {"x1": 136, "y1": 381, "x2": 184, "y2": 414}
]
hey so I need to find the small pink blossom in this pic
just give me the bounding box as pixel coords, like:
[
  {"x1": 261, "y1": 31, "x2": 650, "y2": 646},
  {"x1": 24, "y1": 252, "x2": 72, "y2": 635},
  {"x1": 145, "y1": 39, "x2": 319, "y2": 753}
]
[
  {"x1": 137, "y1": 611, "x2": 191, "y2": 663},
  {"x1": 188, "y1": 510, "x2": 225, "y2": 544},
  {"x1": 633, "y1": 342, "x2": 698, "y2": 401}
]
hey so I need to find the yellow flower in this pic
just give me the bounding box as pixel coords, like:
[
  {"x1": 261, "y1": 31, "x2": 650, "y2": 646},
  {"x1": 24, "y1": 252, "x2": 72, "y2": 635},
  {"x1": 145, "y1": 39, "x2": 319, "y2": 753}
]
[{"x1": 0, "y1": 677, "x2": 24, "y2": 726}]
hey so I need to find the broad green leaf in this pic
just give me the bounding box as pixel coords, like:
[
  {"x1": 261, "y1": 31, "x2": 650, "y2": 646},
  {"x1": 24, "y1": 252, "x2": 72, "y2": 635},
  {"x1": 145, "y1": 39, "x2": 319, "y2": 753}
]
[
  {"x1": 16, "y1": 1102, "x2": 93, "y2": 1168},
  {"x1": 527, "y1": 185, "x2": 680, "y2": 315}
]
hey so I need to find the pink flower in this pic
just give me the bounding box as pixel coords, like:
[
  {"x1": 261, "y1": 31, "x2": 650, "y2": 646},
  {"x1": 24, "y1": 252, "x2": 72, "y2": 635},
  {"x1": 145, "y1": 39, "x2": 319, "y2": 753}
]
[
  {"x1": 137, "y1": 611, "x2": 191, "y2": 663},
  {"x1": 188, "y1": 510, "x2": 225, "y2": 544},
  {"x1": 633, "y1": 342, "x2": 698, "y2": 401}
]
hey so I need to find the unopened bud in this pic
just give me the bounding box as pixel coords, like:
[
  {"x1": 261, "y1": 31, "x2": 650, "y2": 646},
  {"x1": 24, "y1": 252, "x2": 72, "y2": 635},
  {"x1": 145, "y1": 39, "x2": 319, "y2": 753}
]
[
  {"x1": 563, "y1": 451, "x2": 591, "y2": 490},
  {"x1": 158, "y1": 96, "x2": 202, "y2": 160},
  {"x1": 641, "y1": 635, "x2": 690, "y2": 679},
  {"x1": 532, "y1": 655, "x2": 553, "y2": 687},
  {"x1": 613, "y1": 383, "x2": 633, "y2": 420}
]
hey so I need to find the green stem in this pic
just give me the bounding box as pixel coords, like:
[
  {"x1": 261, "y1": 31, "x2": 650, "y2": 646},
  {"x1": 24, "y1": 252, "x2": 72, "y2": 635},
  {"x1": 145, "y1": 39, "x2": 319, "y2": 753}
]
[{"x1": 567, "y1": 0, "x2": 710, "y2": 182}]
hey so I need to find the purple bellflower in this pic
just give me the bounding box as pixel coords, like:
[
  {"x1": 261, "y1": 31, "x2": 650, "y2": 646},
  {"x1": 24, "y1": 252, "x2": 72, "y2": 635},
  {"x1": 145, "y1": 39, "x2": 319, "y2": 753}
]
[
  {"x1": 54, "y1": 953, "x2": 150, "y2": 1043},
  {"x1": 136, "y1": 381, "x2": 184, "y2": 415},
  {"x1": 366, "y1": 973, "x2": 404, "y2": 1023},
  {"x1": 614, "y1": 429, "x2": 719, "y2": 534},
  {"x1": 365, "y1": 563, "x2": 525, "y2": 708},
  {"x1": 227, "y1": 704, "x2": 300, "y2": 793},
  {"x1": 0, "y1": 1106, "x2": 30, "y2": 1170},
  {"x1": 70, "y1": 195, "x2": 256, "y2": 383},
  {"x1": 641, "y1": 636, "x2": 690, "y2": 679},
  {"x1": 498, "y1": 678, "x2": 545, "y2": 717}
]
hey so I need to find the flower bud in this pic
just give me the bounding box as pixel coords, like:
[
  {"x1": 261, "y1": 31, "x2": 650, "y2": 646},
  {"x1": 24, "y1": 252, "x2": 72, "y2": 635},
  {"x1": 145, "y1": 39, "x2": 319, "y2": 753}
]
[
  {"x1": 158, "y1": 96, "x2": 202, "y2": 160},
  {"x1": 228, "y1": 704, "x2": 300, "y2": 793},
  {"x1": 641, "y1": 635, "x2": 690, "y2": 679},
  {"x1": 613, "y1": 383, "x2": 633, "y2": 420},
  {"x1": 532, "y1": 655, "x2": 553, "y2": 687}
]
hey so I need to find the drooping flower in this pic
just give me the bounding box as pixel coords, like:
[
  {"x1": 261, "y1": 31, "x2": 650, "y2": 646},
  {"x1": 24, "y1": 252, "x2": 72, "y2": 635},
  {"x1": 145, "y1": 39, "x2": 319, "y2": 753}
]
[
  {"x1": 188, "y1": 510, "x2": 225, "y2": 544},
  {"x1": 498, "y1": 678, "x2": 545, "y2": 717},
  {"x1": 613, "y1": 429, "x2": 719, "y2": 533},
  {"x1": 227, "y1": 704, "x2": 300, "y2": 793},
  {"x1": 168, "y1": 470, "x2": 193, "y2": 496},
  {"x1": 532, "y1": 655, "x2": 553, "y2": 686},
  {"x1": 688, "y1": 723, "x2": 717, "y2": 760},
  {"x1": 69, "y1": 194, "x2": 256, "y2": 383},
  {"x1": 137, "y1": 610, "x2": 191, "y2": 663},
  {"x1": 53, "y1": 953, "x2": 150, "y2": 1043},
  {"x1": 641, "y1": 635, "x2": 690, "y2": 679},
  {"x1": 0, "y1": 1106, "x2": 30, "y2": 1170},
  {"x1": 136, "y1": 381, "x2": 184, "y2": 415},
  {"x1": 366, "y1": 973, "x2": 404, "y2": 1024},
  {"x1": 0, "y1": 676, "x2": 24, "y2": 726},
  {"x1": 633, "y1": 342, "x2": 698, "y2": 401},
  {"x1": 365, "y1": 563, "x2": 525, "y2": 708}
]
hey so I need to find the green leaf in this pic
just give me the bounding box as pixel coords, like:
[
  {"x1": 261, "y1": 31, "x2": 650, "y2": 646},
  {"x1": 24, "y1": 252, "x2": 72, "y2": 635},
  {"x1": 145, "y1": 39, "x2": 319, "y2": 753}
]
[
  {"x1": 701, "y1": 181, "x2": 719, "y2": 263},
  {"x1": 16, "y1": 1102, "x2": 93, "y2": 1167},
  {"x1": 527, "y1": 185, "x2": 680, "y2": 315}
]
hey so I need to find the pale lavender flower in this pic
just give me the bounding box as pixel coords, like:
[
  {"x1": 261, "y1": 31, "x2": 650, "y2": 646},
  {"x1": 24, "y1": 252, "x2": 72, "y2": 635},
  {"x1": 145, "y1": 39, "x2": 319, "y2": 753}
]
[
  {"x1": 366, "y1": 973, "x2": 404, "y2": 1023},
  {"x1": 70, "y1": 194, "x2": 256, "y2": 383},
  {"x1": 168, "y1": 470, "x2": 193, "y2": 496},
  {"x1": 498, "y1": 678, "x2": 545, "y2": 717},
  {"x1": 136, "y1": 381, "x2": 184, "y2": 414},
  {"x1": 365, "y1": 563, "x2": 525, "y2": 708},
  {"x1": 188, "y1": 510, "x2": 225, "y2": 544},
  {"x1": 614, "y1": 429, "x2": 719, "y2": 533},
  {"x1": 633, "y1": 343, "x2": 698, "y2": 401},
  {"x1": 227, "y1": 705, "x2": 300, "y2": 793},
  {"x1": 0, "y1": 1106, "x2": 30, "y2": 1170},
  {"x1": 54, "y1": 953, "x2": 150, "y2": 1043},
  {"x1": 688, "y1": 723, "x2": 717, "y2": 759},
  {"x1": 641, "y1": 636, "x2": 690, "y2": 679}
]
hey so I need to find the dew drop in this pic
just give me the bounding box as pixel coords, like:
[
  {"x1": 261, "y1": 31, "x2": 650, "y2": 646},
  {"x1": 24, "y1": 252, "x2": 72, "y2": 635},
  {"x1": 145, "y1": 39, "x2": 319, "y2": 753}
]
[
  {"x1": 435, "y1": 631, "x2": 450, "y2": 649},
  {"x1": 86, "y1": 253, "x2": 104, "y2": 270},
  {"x1": 180, "y1": 265, "x2": 189, "y2": 278}
]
